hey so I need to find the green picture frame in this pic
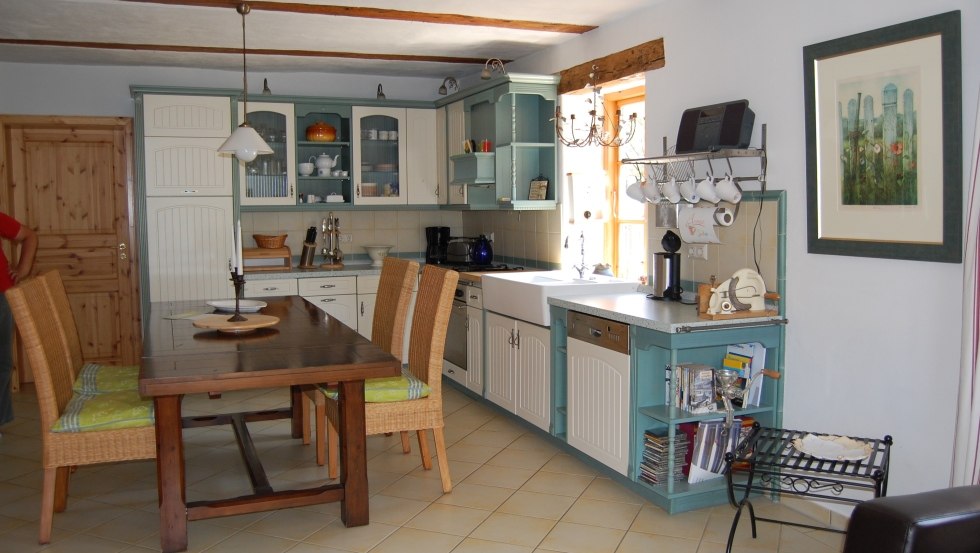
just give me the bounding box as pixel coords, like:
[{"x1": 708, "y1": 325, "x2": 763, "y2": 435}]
[{"x1": 804, "y1": 11, "x2": 962, "y2": 262}]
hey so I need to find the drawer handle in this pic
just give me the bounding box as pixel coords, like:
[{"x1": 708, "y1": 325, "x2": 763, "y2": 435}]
[
  {"x1": 320, "y1": 284, "x2": 336, "y2": 289},
  {"x1": 262, "y1": 287, "x2": 279, "y2": 291},
  {"x1": 469, "y1": 294, "x2": 478, "y2": 300},
  {"x1": 182, "y1": 189, "x2": 198, "y2": 194},
  {"x1": 321, "y1": 298, "x2": 336, "y2": 303}
]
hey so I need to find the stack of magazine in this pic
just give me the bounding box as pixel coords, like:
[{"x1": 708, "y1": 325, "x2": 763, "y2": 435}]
[
  {"x1": 639, "y1": 429, "x2": 689, "y2": 485},
  {"x1": 673, "y1": 363, "x2": 717, "y2": 414}
]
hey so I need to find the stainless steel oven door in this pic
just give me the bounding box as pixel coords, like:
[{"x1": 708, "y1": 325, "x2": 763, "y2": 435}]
[{"x1": 444, "y1": 299, "x2": 468, "y2": 371}]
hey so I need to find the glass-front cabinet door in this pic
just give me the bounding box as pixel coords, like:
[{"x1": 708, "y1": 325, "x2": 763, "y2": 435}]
[
  {"x1": 352, "y1": 106, "x2": 407, "y2": 205},
  {"x1": 239, "y1": 102, "x2": 296, "y2": 206}
]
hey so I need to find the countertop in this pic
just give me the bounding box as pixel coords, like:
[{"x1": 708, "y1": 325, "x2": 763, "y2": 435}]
[
  {"x1": 244, "y1": 262, "x2": 383, "y2": 280},
  {"x1": 548, "y1": 293, "x2": 785, "y2": 333}
]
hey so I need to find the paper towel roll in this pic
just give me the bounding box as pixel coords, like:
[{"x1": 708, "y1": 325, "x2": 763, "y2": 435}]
[
  {"x1": 714, "y1": 208, "x2": 735, "y2": 226},
  {"x1": 677, "y1": 207, "x2": 720, "y2": 244}
]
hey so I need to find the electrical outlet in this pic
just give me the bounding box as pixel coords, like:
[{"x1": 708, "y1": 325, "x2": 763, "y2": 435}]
[
  {"x1": 339, "y1": 233, "x2": 352, "y2": 243},
  {"x1": 687, "y1": 245, "x2": 708, "y2": 260}
]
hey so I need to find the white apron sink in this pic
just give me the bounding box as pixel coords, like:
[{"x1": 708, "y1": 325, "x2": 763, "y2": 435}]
[{"x1": 481, "y1": 270, "x2": 638, "y2": 326}]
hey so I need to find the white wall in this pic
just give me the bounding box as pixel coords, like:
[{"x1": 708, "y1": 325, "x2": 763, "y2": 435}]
[
  {"x1": 514, "y1": 0, "x2": 979, "y2": 497},
  {"x1": 0, "y1": 62, "x2": 444, "y2": 116}
]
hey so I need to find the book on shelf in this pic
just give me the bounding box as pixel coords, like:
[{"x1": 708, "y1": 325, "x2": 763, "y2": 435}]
[
  {"x1": 726, "y1": 343, "x2": 767, "y2": 407},
  {"x1": 673, "y1": 363, "x2": 717, "y2": 414}
]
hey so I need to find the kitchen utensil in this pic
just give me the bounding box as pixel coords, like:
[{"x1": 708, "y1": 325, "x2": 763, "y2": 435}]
[
  {"x1": 661, "y1": 178, "x2": 681, "y2": 203},
  {"x1": 641, "y1": 181, "x2": 662, "y2": 202},
  {"x1": 425, "y1": 226, "x2": 450, "y2": 264},
  {"x1": 298, "y1": 162, "x2": 314, "y2": 176},
  {"x1": 626, "y1": 181, "x2": 645, "y2": 202},
  {"x1": 315, "y1": 153, "x2": 340, "y2": 173},
  {"x1": 716, "y1": 174, "x2": 742, "y2": 203},
  {"x1": 305, "y1": 226, "x2": 317, "y2": 244},
  {"x1": 679, "y1": 177, "x2": 700, "y2": 203}
]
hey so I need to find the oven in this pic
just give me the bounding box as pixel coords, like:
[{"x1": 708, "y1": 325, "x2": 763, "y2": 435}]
[{"x1": 443, "y1": 281, "x2": 471, "y2": 385}]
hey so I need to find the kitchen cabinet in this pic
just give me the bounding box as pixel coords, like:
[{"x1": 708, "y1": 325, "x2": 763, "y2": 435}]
[
  {"x1": 142, "y1": 94, "x2": 232, "y2": 138},
  {"x1": 299, "y1": 276, "x2": 357, "y2": 329},
  {"x1": 444, "y1": 100, "x2": 467, "y2": 205},
  {"x1": 465, "y1": 305, "x2": 484, "y2": 394},
  {"x1": 143, "y1": 136, "x2": 233, "y2": 197},
  {"x1": 406, "y1": 108, "x2": 440, "y2": 205},
  {"x1": 144, "y1": 196, "x2": 234, "y2": 302},
  {"x1": 352, "y1": 106, "x2": 407, "y2": 205},
  {"x1": 239, "y1": 102, "x2": 296, "y2": 206},
  {"x1": 295, "y1": 103, "x2": 353, "y2": 207},
  {"x1": 244, "y1": 277, "x2": 298, "y2": 298},
  {"x1": 485, "y1": 311, "x2": 550, "y2": 431}
]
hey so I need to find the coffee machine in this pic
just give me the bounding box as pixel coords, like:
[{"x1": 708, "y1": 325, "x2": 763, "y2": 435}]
[
  {"x1": 425, "y1": 226, "x2": 450, "y2": 264},
  {"x1": 650, "y1": 230, "x2": 683, "y2": 301}
]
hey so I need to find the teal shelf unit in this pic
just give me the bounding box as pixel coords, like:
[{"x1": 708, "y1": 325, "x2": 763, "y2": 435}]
[{"x1": 295, "y1": 103, "x2": 352, "y2": 206}]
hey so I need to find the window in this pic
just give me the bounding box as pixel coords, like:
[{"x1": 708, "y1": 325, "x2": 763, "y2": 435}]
[{"x1": 605, "y1": 88, "x2": 646, "y2": 281}]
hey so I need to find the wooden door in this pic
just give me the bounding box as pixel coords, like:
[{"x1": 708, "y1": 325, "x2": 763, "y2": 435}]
[{"x1": 0, "y1": 115, "x2": 140, "y2": 381}]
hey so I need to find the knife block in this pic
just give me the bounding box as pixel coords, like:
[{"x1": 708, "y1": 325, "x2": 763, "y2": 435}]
[{"x1": 242, "y1": 247, "x2": 291, "y2": 272}]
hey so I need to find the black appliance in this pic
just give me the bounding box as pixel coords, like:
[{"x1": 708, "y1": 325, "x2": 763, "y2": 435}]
[
  {"x1": 650, "y1": 231, "x2": 683, "y2": 301},
  {"x1": 425, "y1": 226, "x2": 450, "y2": 264},
  {"x1": 675, "y1": 100, "x2": 755, "y2": 153}
]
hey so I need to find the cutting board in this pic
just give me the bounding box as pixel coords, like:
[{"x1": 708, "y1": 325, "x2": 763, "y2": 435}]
[{"x1": 192, "y1": 314, "x2": 280, "y2": 334}]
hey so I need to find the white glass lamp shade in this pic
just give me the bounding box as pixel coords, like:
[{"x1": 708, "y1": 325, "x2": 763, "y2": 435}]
[{"x1": 219, "y1": 124, "x2": 273, "y2": 162}]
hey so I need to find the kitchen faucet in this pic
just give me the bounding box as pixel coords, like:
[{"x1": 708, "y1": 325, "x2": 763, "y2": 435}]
[{"x1": 572, "y1": 231, "x2": 587, "y2": 279}]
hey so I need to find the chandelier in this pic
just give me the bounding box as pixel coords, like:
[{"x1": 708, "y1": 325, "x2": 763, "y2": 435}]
[{"x1": 554, "y1": 65, "x2": 637, "y2": 148}]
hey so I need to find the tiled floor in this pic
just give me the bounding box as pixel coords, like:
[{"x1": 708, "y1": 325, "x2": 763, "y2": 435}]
[{"x1": 0, "y1": 383, "x2": 845, "y2": 553}]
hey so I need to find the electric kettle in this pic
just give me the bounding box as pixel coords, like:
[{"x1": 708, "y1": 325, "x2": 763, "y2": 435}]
[{"x1": 472, "y1": 235, "x2": 493, "y2": 265}]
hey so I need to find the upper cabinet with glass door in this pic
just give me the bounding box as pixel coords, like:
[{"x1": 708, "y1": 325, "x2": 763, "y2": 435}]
[
  {"x1": 352, "y1": 106, "x2": 407, "y2": 206},
  {"x1": 239, "y1": 102, "x2": 296, "y2": 206},
  {"x1": 296, "y1": 103, "x2": 352, "y2": 207}
]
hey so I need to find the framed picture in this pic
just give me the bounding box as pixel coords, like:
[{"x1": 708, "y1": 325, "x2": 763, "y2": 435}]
[
  {"x1": 529, "y1": 176, "x2": 549, "y2": 200},
  {"x1": 463, "y1": 139, "x2": 476, "y2": 154},
  {"x1": 804, "y1": 11, "x2": 962, "y2": 263}
]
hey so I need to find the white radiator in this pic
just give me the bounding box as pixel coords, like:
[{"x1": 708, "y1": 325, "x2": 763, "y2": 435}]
[{"x1": 567, "y1": 337, "x2": 631, "y2": 475}]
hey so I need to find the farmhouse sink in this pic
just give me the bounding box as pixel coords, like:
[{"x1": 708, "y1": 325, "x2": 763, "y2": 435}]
[{"x1": 481, "y1": 270, "x2": 638, "y2": 326}]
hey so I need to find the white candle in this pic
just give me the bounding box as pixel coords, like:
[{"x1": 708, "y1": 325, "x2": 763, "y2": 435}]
[
  {"x1": 236, "y1": 220, "x2": 244, "y2": 276},
  {"x1": 230, "y1": 225, "x2": 237, "y2": 273}
]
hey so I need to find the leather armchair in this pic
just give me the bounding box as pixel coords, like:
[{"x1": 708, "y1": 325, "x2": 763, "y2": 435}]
[{"x1": 842, "y1": 485, "x2": 980, "y2": 553}]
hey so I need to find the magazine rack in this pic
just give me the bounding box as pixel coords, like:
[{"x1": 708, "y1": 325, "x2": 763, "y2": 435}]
[{"x1": 723, "y1": 424, "x2": 892, "y2": 553}]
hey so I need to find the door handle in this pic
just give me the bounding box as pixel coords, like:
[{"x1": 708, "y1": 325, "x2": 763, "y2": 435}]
[{"x1": 118, "y1": 242, "x2": 128, "y2": 261}]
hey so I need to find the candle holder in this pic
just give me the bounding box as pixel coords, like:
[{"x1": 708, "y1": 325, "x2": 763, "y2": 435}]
[{"x1": 228, "y1": 271, "x2": 247, "y2": 322}]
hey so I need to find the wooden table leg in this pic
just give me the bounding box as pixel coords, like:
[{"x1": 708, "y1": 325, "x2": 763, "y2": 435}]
[
  {"x1": 290, "y1": 385, "x2": 303, "y2": 439},
  {"x1": 154, "y1": 395, "x2": 187, "y2": 553},
  {"x1": 337, "y1": 380, "x2": 368, "y2": 526}
]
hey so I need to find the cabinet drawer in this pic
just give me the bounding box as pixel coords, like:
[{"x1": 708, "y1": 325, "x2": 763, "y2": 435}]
[
  {"x1": 357, "y1": 275, "x2": 381, "y2": 294},
  {"x1": 299, "y1": 276, "x2": 357, "y2": 296},
  {"x1": 244, "y1": 278, "x2": 297, "y2": 297},
  {"x1": 304, "y1": 294, "x2": 357, "y2": 329}
]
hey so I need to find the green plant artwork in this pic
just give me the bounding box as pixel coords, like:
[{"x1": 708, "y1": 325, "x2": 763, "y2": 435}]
[{"x1": 837, "y1": 69, "x2": 919, "y2": 205}]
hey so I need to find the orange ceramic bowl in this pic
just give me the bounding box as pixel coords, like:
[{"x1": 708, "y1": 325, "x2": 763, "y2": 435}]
[{"x1": 306, "y1": 121, "x2": 336, "y2": 142}]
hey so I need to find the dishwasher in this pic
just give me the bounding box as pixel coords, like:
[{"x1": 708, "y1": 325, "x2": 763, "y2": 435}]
[{"x1": 566, "y1": 311, "x2": 631, "y2": 475}]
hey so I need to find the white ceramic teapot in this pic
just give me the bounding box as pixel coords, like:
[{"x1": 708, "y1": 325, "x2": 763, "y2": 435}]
[{"x1": 314, "y1": 154, "x2": 339, "y2": 172}]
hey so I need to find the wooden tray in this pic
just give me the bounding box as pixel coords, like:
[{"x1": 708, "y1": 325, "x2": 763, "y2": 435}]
[
  {"x1": 243, "y1": 247, "x2": 291, "y2": 272},
  {"x1": 192, "y1": 314, "x2": 280, "y2": 334}
]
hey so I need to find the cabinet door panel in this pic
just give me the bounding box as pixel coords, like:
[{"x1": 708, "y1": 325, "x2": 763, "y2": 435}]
[
  {"x1": 239, "y1": 102, "x2": 296, "y2": 206},
  {"x1": 567, "y1": 337, "x2": 630, "y2": 475},
  {"x1": 406, "y1": 109, "x2": 438, "y2": 204},
  {"x1": 143, "y1": 95, "x2": 230, "y2": 137},
  {"x1": 466, "y1": 306, "x2": 483, "y2": 394},
  {"x1": 484, "y1": 312, "x2": 515, "y2": 411},
  {"x1": 357, "y1": 293, "x2": 376, "y2": 340},
  {"x1": 515, "y1": 321, "x2": 551, "y2": 432},
  {"x1": 144, "y1": 137, "x2": 232, "y2": 196},
  {"x1": 352, "y1": 106, "x2": 407, "y2": 205}
]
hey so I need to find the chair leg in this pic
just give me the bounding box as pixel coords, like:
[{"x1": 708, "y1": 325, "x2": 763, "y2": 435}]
[
  {"x1": 417, "y1": 429, "x2": 432, "y2": 470},
  {"x1": 301, "y1": 392, "x2": 311, "y2": 445},
  {"x1": 400, "y1": 431, "x2": 411, "y2": 454},
  {"x1": 53, "y1": 466, "x2": 70, "y2": 512},
  {"x1": 432, "y1": 427, "x2": 452, "y2": 493},
  {"x1": 39, "y1": 467, "x2": 58, "y2": 544},
  {"x1": 315, "y1": 400, "x2": 326, "y2": 466},
  {"x1": 327, "y1": 419, "x2": 340, "y2": 479}
]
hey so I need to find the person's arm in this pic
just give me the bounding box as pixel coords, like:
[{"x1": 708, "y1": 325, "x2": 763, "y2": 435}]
[{"x1": 10, "y1": 225, "x2": 37, "y2": 284}]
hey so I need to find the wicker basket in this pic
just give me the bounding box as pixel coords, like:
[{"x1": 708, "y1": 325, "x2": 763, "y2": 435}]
[{"x1": 253, "y1": 234, "x2": 287, "y2": 249}]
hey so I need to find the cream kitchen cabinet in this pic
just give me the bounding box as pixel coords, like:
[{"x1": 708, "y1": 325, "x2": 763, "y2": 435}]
[
  {"x1": 239, "y1": 102, "x2": 296, "y2": 206},
  {"x1": 143, "y1": 136, "x2": 233, "y2": 197},
  {"x1": 145, "y1": 196, "x2": 234, "y2": 302},
  {"x1": 353, "y1": 106, "x2": 407, "y2": 205},
  {"x1": 406, "y1": 108, "x2": 440, "y2": 205},
  {"x1": 142, "y1": 94, "x2": 231, "y2": 138},
  {"x1": 465, "y1": 305, "x2": 484, "y2": 394},
  {"x1": 485, "y1": 311, "x2": 551, "y2": 431},
  {"x1": 244, "y1": 278, "x2": 297, "y2": 298},
  {"x1": 299, "y1": 276, "x2": 357, "y2": 329}
]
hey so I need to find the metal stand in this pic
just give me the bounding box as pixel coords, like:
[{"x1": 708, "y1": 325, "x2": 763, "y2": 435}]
[
  {"x1": 228, "y1": 271, "x2": 246, "y2": 322},
  {"x1": 723, "y1": 424, "x2": 892, "y2": 553}
]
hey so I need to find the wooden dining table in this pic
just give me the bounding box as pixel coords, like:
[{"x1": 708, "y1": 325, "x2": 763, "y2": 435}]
[{"x1": 139, "y1": 296, "x2": 401, "y2": 553}]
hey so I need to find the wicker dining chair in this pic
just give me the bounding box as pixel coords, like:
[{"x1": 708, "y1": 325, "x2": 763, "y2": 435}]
[
  {"x1": 5, "y1": 275, "x2": 156, "y2": 544},
  {"x1": 322, "y1": 264, "x2": 459, "y2": 492},
  {"x1": 301, "y1": 256, "x2": 419, "y2": 472}
]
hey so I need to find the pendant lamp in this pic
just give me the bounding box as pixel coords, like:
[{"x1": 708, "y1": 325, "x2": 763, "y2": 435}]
[{"x1": 219, "y1": 3, "x2": 273, "y2": 162}]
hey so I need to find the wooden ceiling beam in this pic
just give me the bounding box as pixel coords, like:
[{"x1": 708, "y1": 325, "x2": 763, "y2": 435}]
[
  {"x1": 0, "y1": 38, "x2": 493, "y2": 64},
  {"x1": 557, "y1": 38, "x2": 665, "y2": 94},
  {"x1": 121, "y1": 0, "x2": 597, "y2": 34}
]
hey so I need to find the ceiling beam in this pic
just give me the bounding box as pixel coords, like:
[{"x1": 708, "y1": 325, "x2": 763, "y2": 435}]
[
  {"x1": 557, "y1": 38, "x2": 665, "y2": 94},
  {"x1": 0, "y1": 38, "x2": 494, "y2": 65},
  {"x1": 121, "y1": 0, "x2": 597, "y2": 34}
]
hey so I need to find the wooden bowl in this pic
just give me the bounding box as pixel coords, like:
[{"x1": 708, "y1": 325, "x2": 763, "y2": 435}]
[{"x1": 253, "y1": 234, "x2": 287, "y2": 249}]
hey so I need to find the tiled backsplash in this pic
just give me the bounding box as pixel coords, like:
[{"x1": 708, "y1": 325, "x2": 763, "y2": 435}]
[{"x1": 241, "y1": 209, "x2": 561, "y2": 267}]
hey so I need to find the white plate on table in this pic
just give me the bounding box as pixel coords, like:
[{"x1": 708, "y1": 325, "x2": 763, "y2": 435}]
[{"x1": 206, "y1": 299, "x2": 267, "y2": 313}]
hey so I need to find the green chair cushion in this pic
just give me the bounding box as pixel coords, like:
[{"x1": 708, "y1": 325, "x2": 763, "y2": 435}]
[
  {"x1": 52, "y1": 390, "x2": 155, "y2": 433},
  {"x1": 73, "y1": 363, "x2": 140, "y2": 394},
  {"x1": 320, "y1": 369, "x2": 430, "y2": 403}
]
